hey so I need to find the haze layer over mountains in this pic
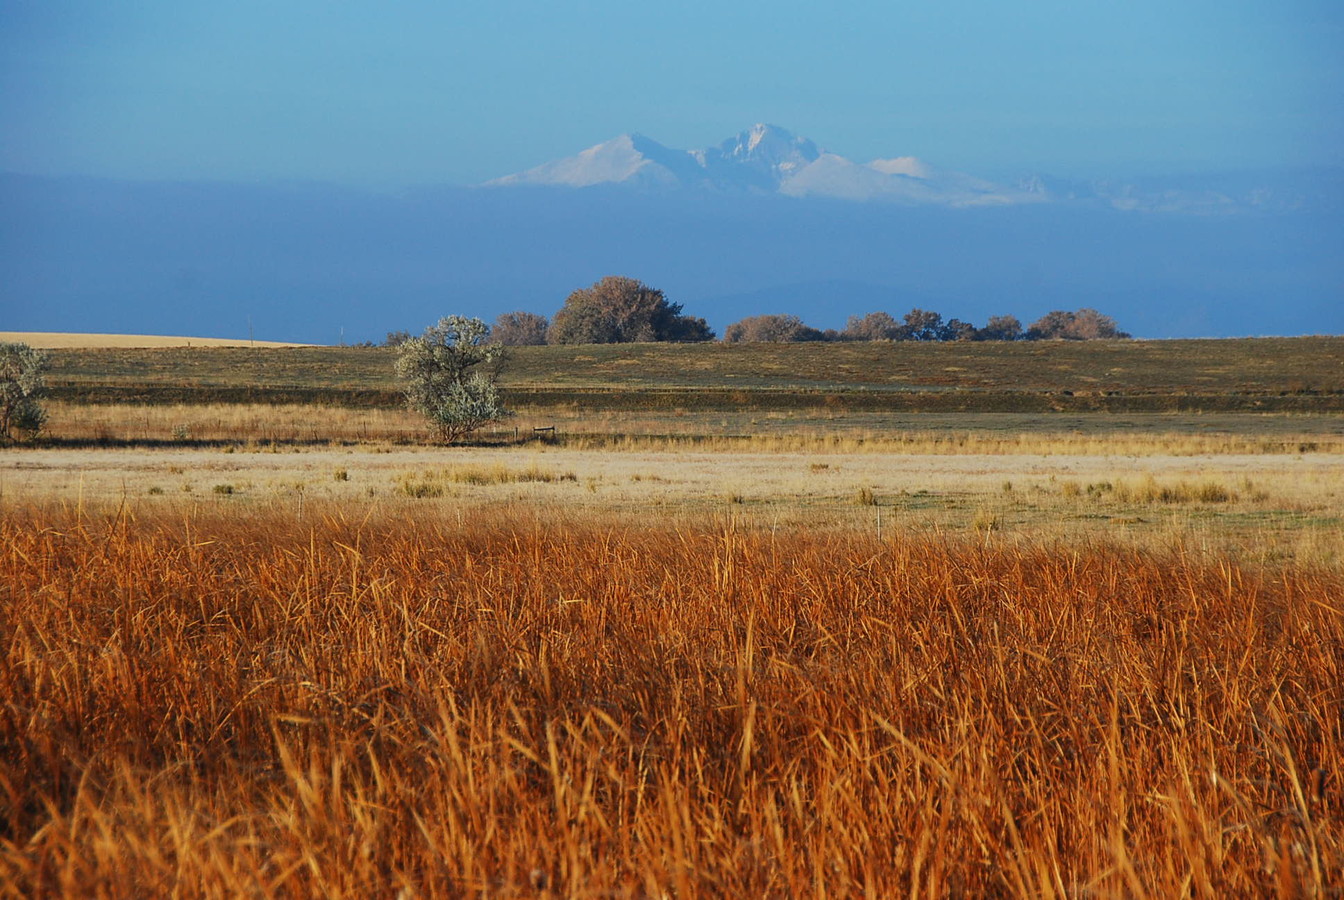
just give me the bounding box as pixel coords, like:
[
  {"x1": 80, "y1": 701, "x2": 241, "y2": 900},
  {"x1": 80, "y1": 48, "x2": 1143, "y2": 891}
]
[{"x1": 3, "y1": 124, "x2": 1340, "y2": 343}]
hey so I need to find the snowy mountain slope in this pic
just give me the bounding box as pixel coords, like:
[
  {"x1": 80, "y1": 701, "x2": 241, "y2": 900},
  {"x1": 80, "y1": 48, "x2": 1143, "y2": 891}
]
[
  {"x1": 779, "y1": 153, "x2": 1041, "y2": 206},
  {"x1": 485, "y1": 133, "x2": 702, "y2": 188}
]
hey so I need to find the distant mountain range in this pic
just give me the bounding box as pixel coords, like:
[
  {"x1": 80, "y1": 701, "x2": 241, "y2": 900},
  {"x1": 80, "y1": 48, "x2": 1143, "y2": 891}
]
[
  {"x1": 487, "y1": 123, "x2": 1040, "y2": 207},
  {"x1": 484, "y1": 123, "x2": 1326, "y2": 214}
]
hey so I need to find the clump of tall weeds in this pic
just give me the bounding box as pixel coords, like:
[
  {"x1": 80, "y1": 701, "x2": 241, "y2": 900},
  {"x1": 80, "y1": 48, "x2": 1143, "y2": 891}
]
[
  {"x1": 1068, "y1": 475, "x2": 1242, "y2": 504},
  {"x1": 396, "y1": 464, "x2": 577, "y2": 497}
]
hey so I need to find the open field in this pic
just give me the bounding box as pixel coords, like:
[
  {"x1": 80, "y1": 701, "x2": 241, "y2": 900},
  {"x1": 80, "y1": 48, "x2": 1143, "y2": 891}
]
[
  {"x1": 11, "y1": 338, "x2": 1342, "y2": 563},
  {"x1": 4, "y1": 337, "x2": 1343, "y2": 894},
  {"x1": 0, "y1": 331, "x2": 310, "y2": 349},
  {"x1": 40, "y1": 337, "x2": 1344, "y2": 412},
  {"x1": 3, "y1": 443, "x2": 1343, "y2": 568},
  {"x1": 2, "y1": 505, "x2": 1341, "y2": 896}
]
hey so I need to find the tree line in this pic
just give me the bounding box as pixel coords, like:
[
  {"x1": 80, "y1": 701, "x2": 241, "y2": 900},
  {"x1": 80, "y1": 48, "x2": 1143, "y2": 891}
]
[
  {"x1": 388, "y1": 276, "x2": 1130, "y2": 347},
  {"x1": 727, "y1": 307, "x2": 1128, "y2": 343}
]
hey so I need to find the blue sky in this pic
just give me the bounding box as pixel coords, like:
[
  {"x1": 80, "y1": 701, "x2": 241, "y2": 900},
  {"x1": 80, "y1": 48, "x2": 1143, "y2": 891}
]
[{"x1": 2, "y1": 0, "x2": 1341, "y2": 187}]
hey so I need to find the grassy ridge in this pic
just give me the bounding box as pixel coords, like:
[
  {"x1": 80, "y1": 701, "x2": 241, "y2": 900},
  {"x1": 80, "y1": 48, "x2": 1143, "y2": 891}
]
[
  {"x1": 44, "y1": 337, "x2": 1344, "y2": 412},
  {"x1": 2, "y1": 506, "x2": 1339, "y2": 895}
]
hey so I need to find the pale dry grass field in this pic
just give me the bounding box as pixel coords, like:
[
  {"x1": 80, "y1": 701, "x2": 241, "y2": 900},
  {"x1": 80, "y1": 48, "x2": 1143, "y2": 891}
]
[
  {"x1": 2, "y1": 442, "x2": 1342, "y2": 566},
  {"x1": 0, "y1": 332, "x2": 309, "y2": 349},
  {"x1": 37, "y1": 401, "x2": 1344, "y2": 456}
]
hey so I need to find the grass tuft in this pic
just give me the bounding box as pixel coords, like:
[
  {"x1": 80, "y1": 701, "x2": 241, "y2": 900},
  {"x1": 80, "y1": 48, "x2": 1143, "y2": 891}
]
[{"x1": 1109, "y1": 476, "x2": 1238, "y2": 504}]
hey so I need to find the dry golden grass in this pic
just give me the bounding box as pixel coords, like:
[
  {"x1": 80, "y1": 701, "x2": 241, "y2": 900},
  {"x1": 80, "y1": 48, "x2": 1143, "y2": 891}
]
[
  {"x1": 4, "y1": 441, "x2": 1343, "y2": 570},
  {"x1": 2, "y1": 503, "x2": 1340, "y2": 897},
  {"x1": 42, "y1": 401, "x2": 423, "y2": 444},
  {"x1": 0, "y1": 332, "x2": 310, "y2": 349},
  {"x1": 395, "y1": 464, "x2": 579, "y2": 497},
  {"x1": 37, "y1": 401, "x2": 1344, "y2": 457}
]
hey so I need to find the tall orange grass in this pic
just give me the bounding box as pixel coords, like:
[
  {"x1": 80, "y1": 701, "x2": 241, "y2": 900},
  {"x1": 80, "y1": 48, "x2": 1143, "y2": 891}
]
[{"x1": 2, "y1": 504, "x2": 1340, "y2": 897}]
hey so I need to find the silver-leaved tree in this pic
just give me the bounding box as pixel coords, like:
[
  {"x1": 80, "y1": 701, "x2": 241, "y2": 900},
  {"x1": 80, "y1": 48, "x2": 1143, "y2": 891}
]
[
  {"x1": 0, "y1": 342, "x2": 50, "y2": 441},
  {"x1": 394, "y1": 316, "x2": 511, "y2": 443}
]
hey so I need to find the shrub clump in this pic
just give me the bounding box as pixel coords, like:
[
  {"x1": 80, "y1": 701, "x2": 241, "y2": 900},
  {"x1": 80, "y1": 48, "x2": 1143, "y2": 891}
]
[{"x1": 0, "y1": 342, "x2": 50, "y2": 441}]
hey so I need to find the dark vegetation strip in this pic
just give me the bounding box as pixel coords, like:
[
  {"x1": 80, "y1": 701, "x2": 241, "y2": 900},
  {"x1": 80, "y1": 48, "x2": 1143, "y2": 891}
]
[{"x1": 48, "y1": 383, "x2": 1344, "y2": 413}]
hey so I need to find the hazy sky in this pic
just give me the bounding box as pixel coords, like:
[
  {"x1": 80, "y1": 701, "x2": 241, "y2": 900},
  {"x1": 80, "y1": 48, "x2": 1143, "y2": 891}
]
[{"x1": 3, "y1": 0, "x2": 1341, "y2": 187}]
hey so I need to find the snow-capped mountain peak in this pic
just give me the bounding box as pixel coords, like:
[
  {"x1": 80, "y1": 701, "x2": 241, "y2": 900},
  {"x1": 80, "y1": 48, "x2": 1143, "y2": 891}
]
[
  {"x1": 693, "y1": 123, "x2": 822, "y2": 189},
  {"x1": 479, "y1": 126, "x2": 1315, "y2": 213},
  {"x1": 721, "y1": 123, "x2": 819, "y2": 165},
  {"x1": 483, "y1": 126, "x2": 1038, "y2": 206}
]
